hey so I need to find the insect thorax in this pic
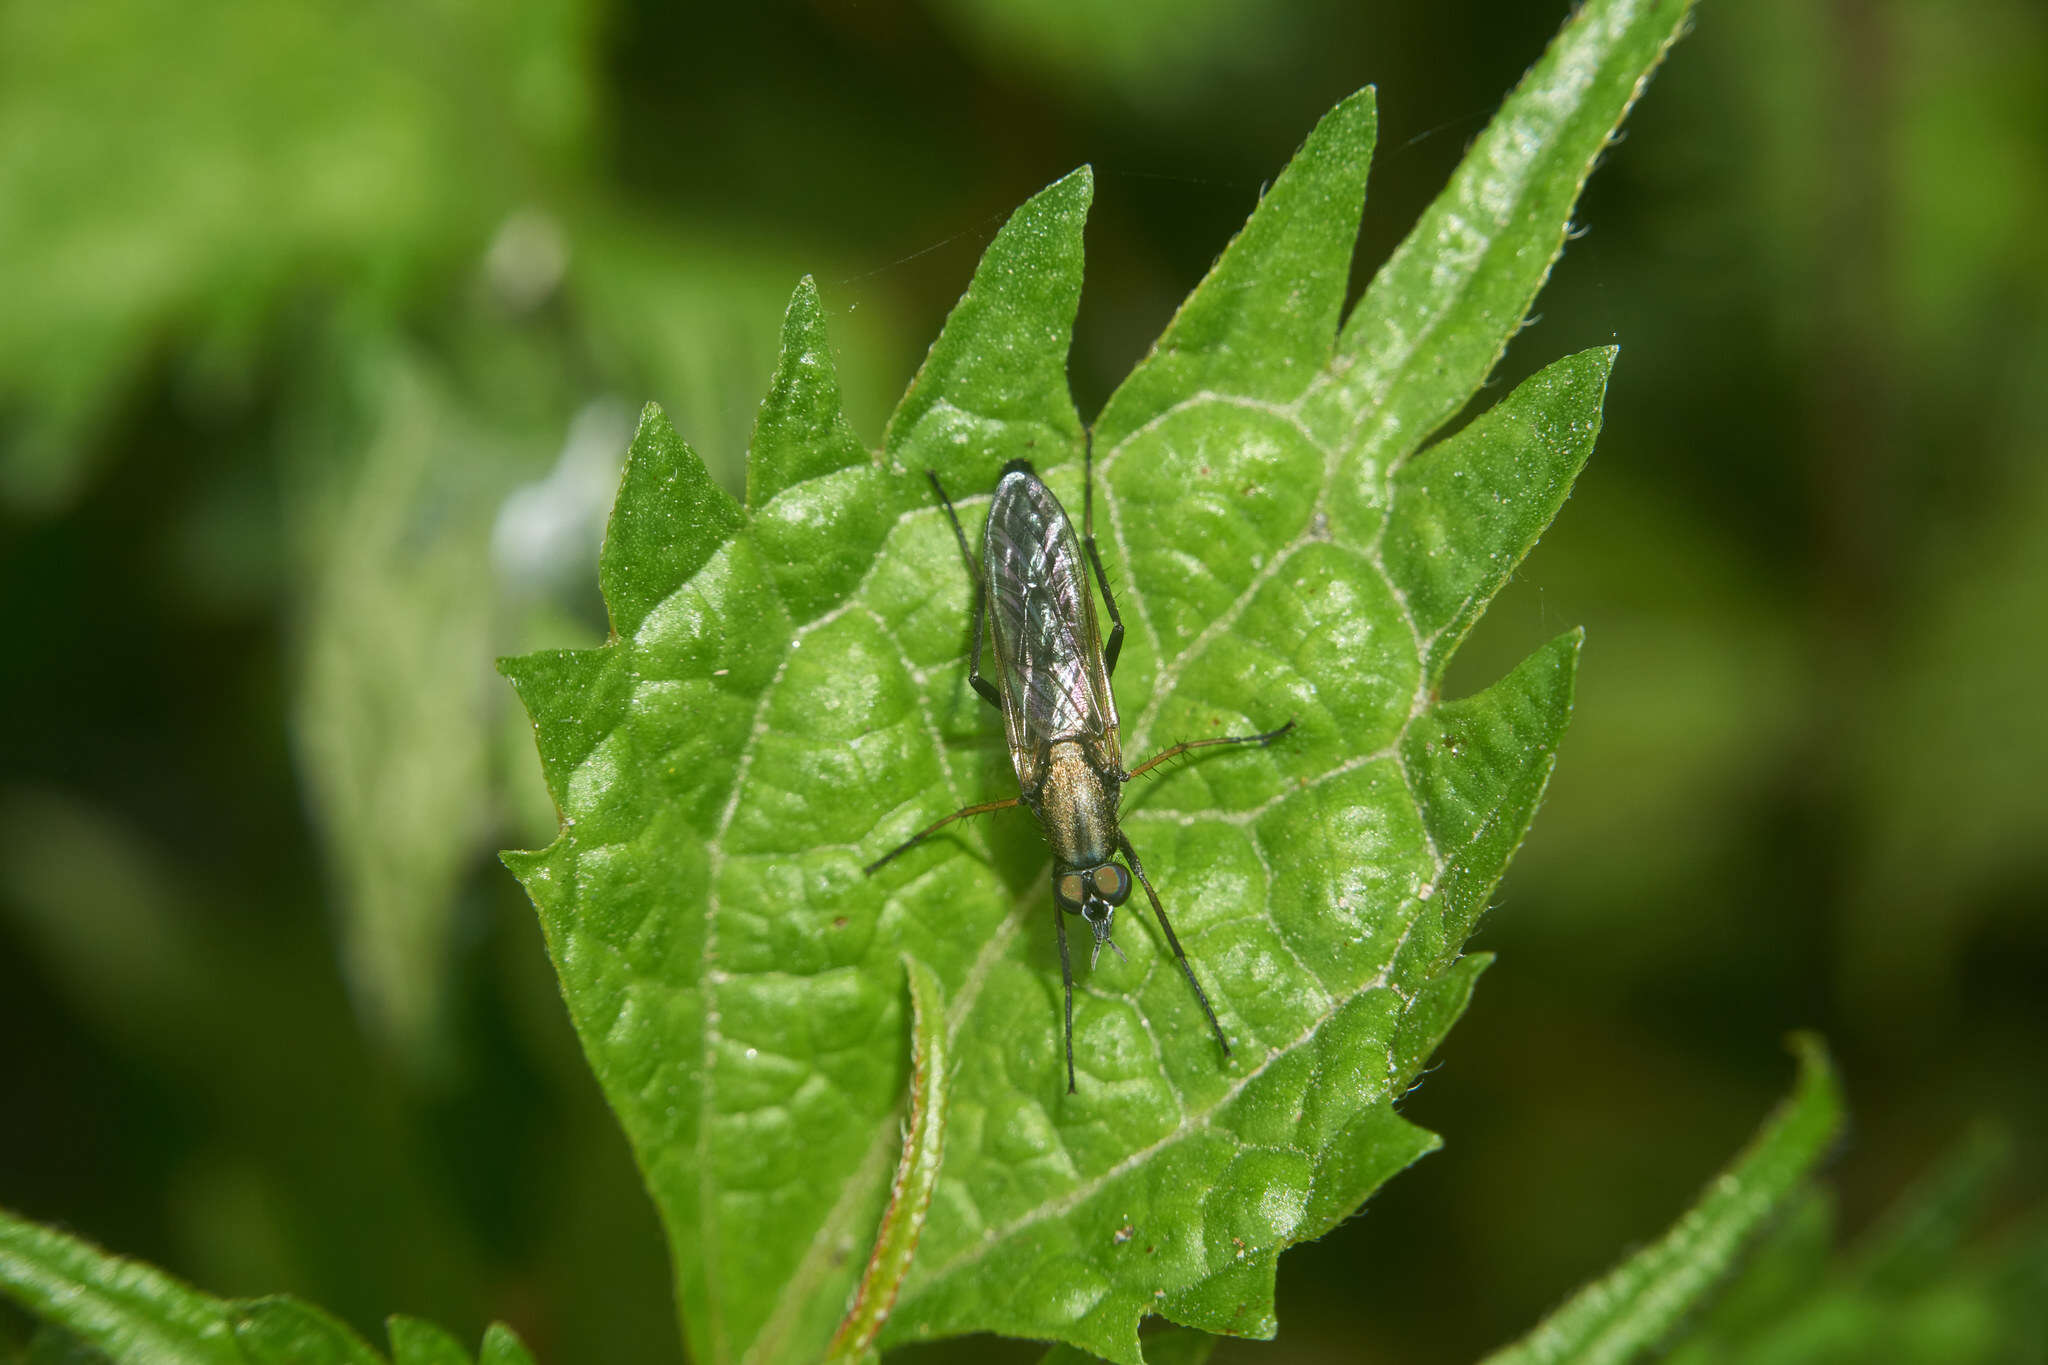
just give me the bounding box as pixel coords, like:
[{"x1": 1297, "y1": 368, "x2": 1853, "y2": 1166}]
[{"x1": 1032, "y1": 740, "x2": 1121, "y2": 871}]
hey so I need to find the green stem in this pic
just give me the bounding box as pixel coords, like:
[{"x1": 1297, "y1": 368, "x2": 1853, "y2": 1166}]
[{"x1": 825, "y1": 955, "x2": 953, "y2": 1364}]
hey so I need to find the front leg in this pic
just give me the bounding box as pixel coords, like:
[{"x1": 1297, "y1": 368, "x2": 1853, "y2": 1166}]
[
  {"x1": 966, "y1": 583, "x2": 1002, "y2": 711},
  {"x1": 930, "y1": 468, "x2": 1004, "y2": 711},
  {"x1": 1082, "y1": 429, "x2": 1125, "y2": 677}
]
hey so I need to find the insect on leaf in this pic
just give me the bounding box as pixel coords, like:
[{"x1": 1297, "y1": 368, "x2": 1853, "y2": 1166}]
[{"x1": 499, "y1": 0, "x2": 1694, "y2": 1360}]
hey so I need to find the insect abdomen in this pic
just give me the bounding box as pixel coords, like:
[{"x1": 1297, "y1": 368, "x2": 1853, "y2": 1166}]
[{"x1": 1034, "y1": 741, "x2": 1118, "y2": 869}]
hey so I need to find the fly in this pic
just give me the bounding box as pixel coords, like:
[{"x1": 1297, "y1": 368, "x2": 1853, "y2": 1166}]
[{"x1": 863, "y1": 436, "x2": 1292, "y2": 1092}]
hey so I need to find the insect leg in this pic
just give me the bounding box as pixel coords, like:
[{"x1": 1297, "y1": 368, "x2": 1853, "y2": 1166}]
[
  {"x1": 862, "y1": 797, "x2": 1021, "y2": 875},
  {"x1": 965, "y1": 582, "x2": 1002, "y2": 712},
  {"x1": 1054, "y1": 898, "x2": 1078, "y2": 1094},
  {"x1": 1124, "y1": 719, "x2": 1296, "y2": 781},
  {"x1": 1117, "y1": 833, "x2": 1230, "y2": 1061},
  {"x1": 927, "y1": 469, "x2": 1003, "y2": 711},
  {"x1": 1081, "y1": 429, "x2": 1125, "y2": 677},
  {"x1": 927, "y1": 469, "x2": 978, "y2": 575}
]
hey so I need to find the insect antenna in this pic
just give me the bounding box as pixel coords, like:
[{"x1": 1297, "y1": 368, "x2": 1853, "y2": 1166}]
[
  {"x1": 926, "y1": 467, "x2": 1004, "y2": 713},
  {"x1": 926, "y1": 469, "x2": 980, "y2": 578}
]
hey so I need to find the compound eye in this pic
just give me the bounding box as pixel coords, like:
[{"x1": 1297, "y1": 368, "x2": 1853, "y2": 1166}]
[
  {"x1": 1092, "y1": 863, "x2": 1131, "y2": 906},
  {"x1": 1055, "y1": 873, "x2": 1087, "y2": 907}
]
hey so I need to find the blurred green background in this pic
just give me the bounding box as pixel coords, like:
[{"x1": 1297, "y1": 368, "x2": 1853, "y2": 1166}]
[{"x1": 2, "y1": 1, "x2": 2043, "y2": 1362}]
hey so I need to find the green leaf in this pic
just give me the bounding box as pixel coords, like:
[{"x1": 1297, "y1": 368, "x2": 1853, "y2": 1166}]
[
  {"x1": 883, "y1": 167, "x2": 1089, "y2": 476},
  {"x1": 1845, "y1": 1124, "x2": 2011, "y2": 1295},
  {"x1": 16, "y1": 1323, "x2": 116, "y2": 1365},
  {"x1": 0, "y1": 1207, "x2": 245, "y2": 1365},
  {"x1": 745, "y1": 278, "x2": 907, "y2": 626},
  {"x1": 1671, "y1": 1188, "x2": 1837, "y2": 1348},
  {"x1": 477, "y1": 1324, "x2": 538, "y2": 1365},
  {"x1": 0, "y1": 1206, "x2": 538, "y2": 1365},
  {"x1": 291, "y1": 345, "x2": 501, "y2": 1068},
  {"x1": 231, "y1": 1300, "x2": 383, "y2": 1365},
  {"x1": 498, "y1": 1, "x2": 1691, "y2": 1360},
  {"x1": 1383, "y1": 349, "x2": 1615, "y2": 687},
  {"x1": 1663, "y1": 1125, "x2": 2048, "y2": 1365},
  {"x1": 0, "y1": 0, "x2": 602, "y2": 512},
  {"x1": 601, "y1": 403, "x2": 746, "y2": 639},
  {"x1": 1096, "y1": 88, "x2": 1376, "y2": 436},
  {"x1": 1478, "y1": 1034, "x2": 1846, "y2": 1365},
  {"x1": 1037, "y1": 1324, "x2": 1219, "y2": 1365},
  {"x1": 386, "y1": 1315, "x2": 471, "y2": 1365},
  {"x1": 1303, "y1": 0, "x2": 1693, "y2": 543}
]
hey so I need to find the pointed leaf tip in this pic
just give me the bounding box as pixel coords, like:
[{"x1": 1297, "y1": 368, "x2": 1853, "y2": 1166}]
[
  {"x1": 885, "y1": 167, "x2": 1090, "y2": 486},
  {"x1": 1310, "y1": 0, "x2": 1691, "y2": 480},
  {"x1": 1101, "y1": 87, "x2": 1378, "y2": 435},
  {"x1": 233, "y1": 1296, "x2": 384, "y2": 1365},
  {"x1": 1393, "y1": 951, "x2": 1493, "y2": 1082},
  {"x1": 388, "y1": 1314, "x2": 469, "y2": 1365},
  {"x1": 748, "y1": 275, "x2": 866, "y2": 508},
  {"x1": 600, "y1": 402, "x2": 743, "y2": 639},
  {"x1": 497, "y1": 645, "x2": 623, "y2": 809},
  {"x1": 745, "y1": 270, "x2": 918, "y2": 622},
  {"x1": 479, "y1": 1323, "x2": 539, "y2": 1365},
  {"x1": 1397, "y1": 630, "x2": 1582, "y2": 976},
  {"x1": 1386, "y1": 346, "x2": 1616, "y2": 683}
]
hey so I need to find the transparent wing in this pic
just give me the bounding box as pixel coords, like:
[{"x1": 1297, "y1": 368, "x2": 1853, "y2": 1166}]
[{"x1": 982, "y1": 470, "x2": 1116, "y2": 771}]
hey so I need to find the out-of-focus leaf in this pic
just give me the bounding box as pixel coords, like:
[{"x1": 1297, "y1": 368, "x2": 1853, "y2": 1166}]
[
  {"x1": 0, "y1": 784, "x2": 493, "y2": 1334},
  {"x1": 1478, "y1": 1035, "x2": 1845, "y2": 1365},
  {"x1": 291, "y1": 346, "x2": 503, "y2": 1069},
  {"x1": 16, "y1": 1323, "x2": 115, "y2": 1365},
  {"x1": 1679, "y1": 1189, "x2": 1837, "y2": 1346},
  {"x1": 0, "y1": 1209, "x2": 246, "y2": 1365},
  {"x1": 1847, "y1": 1124, "x2": 2011, "y2": 1294},
  {"x1": 1664, "y1": 1125, "x2": 2048, "y2": 1365},
  {"x1": 500, "y1": 2, "x2": 1690, "y2": 1360},
  {"x1": 231, "y1": 1299, "x2": 383, "y2": 1365},
  {"x1": 0, "y1": 786, "x2": 216, "y2": 1041},
  {"x1": 386, "y1": 1315, "x2": 470, "y2": 1365},
  {"x1": 477, "y1": 1324, "x2": 538, "y2": 1365},
  {"x1": 0, "y1": 0, "x2": 603, "y2": 511},
  {"x1": 0, "y1": 1209, "x2": 535, "y2": 1365}
]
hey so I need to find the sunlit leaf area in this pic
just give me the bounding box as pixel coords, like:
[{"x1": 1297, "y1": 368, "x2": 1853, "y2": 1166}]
[{"x1": 3, "y1": 1, "x2": 2044, "y2": 1363}]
